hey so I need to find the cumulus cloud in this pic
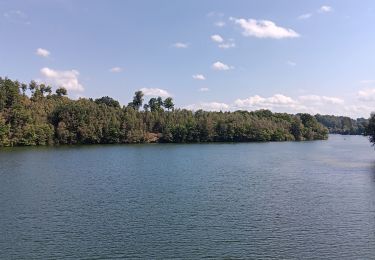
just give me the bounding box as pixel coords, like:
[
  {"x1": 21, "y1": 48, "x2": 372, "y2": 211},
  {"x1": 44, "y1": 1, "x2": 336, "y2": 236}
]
[
  {"x1": 109, "y1": 67, "x2": 122, "y2": 73},
  {"x1": 36, "y1": 48, "x2": 50, "y2": 57},
  {"x1": 199, "y1": 88, "x2": 210, "y2": 92},
  {"x1": 40, "y1": 67, "x2": 84, "y2": 92},
  {"x1": 342, "y1": 104, "x2": 374, "y2": 118},
  {"x1": 185, "y1": 102, "x2": 229, "y2": 111},
  {"x1": 234, "y1": 94, "x2": 302, "y2": 110},
  {"x1": 212, "y1": 35, "x2": 236, "y2": 49},
  {"x1": 358, "y1": 89, "x2": 375, "y2": 101},
  {"x1": 319, "y1": 5, "x2": 332, "y2": 13},
  {"x1": 183, "y1": 92, "x2": 370, "y2": 118},
  {"x1": 192, "y1": 74, "x2": 206, "y2": 80},
  {"x1": 298, "y1": 13, "x2": 312, "y2": 19},
  {"x1": 233, "y1": 94, "x2": 346, "y2": 115},
  {"x1": 172, "y1": 42, "x2": 189, "y2": 48},
  {"x1": 230, "y1": 17, "x2": 300, "y2": 39},
  {"x1": 211, "y1": 34, "x2": 224, "y2": 43},
  {"x1": 287, "y1": 60, "x2": 297, "y2": 66},
  {"x1": 212, "y1": 61, "x2": 233, "y2": 71},
  {"x1": 140, "y1": 88, "x2": 171, "y2": 98},
  {"x1": 299, "y1": 95, "x2": 344, "y2": 104}
]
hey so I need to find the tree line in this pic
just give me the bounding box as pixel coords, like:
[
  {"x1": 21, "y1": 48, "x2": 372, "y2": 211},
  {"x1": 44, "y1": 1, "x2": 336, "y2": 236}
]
[
  {"x1": 315, "y1": 114, "x2": 368, "y2": 135},
  {"x1": 0, "y1": 77, "x2": 330, "y2": 146}
]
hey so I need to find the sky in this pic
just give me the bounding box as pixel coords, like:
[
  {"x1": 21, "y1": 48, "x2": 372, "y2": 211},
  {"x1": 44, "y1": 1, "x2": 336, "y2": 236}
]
[{"x1": 1, "y1": 0, "x2": 375, "y2": 118}]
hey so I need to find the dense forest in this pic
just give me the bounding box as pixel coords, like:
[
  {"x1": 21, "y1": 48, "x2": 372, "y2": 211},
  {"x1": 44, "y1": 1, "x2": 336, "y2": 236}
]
[
  {"x1": 0, "y1": 77, "x2": 331, "y2": 146},
  {"x1": 315, "y1": 114, "x2": 368, "y2": 135}
]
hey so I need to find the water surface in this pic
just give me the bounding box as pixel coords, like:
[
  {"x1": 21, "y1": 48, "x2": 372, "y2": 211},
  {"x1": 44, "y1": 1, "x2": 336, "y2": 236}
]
[{"x1": 1, "y1": 135, "x2": 375, "y2": 259}]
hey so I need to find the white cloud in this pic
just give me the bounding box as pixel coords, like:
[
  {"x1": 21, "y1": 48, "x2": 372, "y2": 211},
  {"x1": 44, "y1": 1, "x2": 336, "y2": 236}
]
[
  {"x1": 192, "y1": 74, "x2": 206, "y2": 80},
  {"x1": 185, "y1": 102, "x2": 229, "y2": 111},
  {"x1": 218, "y1": 43, "x2": 236, "y2": 49},
  {"x1": 214, "y1": 21, "x2": 226, "y2": 27},
  {"x1": 40, "y1": 67, "x2": 84, "y2": 92},
  {"x1": 218, "y1": 39, "x2": 236, "y2": 49},
  {"x1": 299, "y1": 95, "x2": 344, "y2": 105},
  {"x1": 358, "y1": 88, "x2": 375, "y2": 101},
  {"x1": 298, "y1": 13, "x2": 312, "y2": 19},
  {"x1": 36, "y1": 48, "x2": 50, "y2": 57},
  {"x1": 172, "y1": 42, "x2": 189, "y2": 48},
  {"x1": 230, "y1": 17, "x2": 300, "y2": 39},
  {"x1": 183, "y1": 92, "x2": 370, "y2": 118},
  {"x1": 233, "y1": 94, "x2": 345, "y2": 114},
  {"x1": 211, "y1": 34, "x2": 224, "y2": 43},
  {"x1": 199, "y1": 88, "x2": 210, "y2": 92},
  {"x1": 235, "y1": 94, "x2": 301, "y2": 110},
  {"x1": 287, "y1": 60, "x2": 297, "y2": 66},
  {"x1": 140, "y1": 88, "x2": 171, "y2": 98},
  {"x1": 212, "y1": 35, "x2": 236, "y2": 49},
  {"x1": 212, "y1": 61, "x2": 233, "y2": 71},
  {"x1": 342, "y1": 104, "x2": 374, "y2": 118},
  {"x1": 109, "y1": 67, "x2": 122, "y2": 73},
  {"x1": 319, "y1": 5, "x2": 333, "y2": 13}
]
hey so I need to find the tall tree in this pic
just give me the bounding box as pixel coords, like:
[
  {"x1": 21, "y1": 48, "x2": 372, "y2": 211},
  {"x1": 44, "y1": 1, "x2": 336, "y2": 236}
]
[
  {"x1": 95, "y1": 96, "x2": 120, "y2": 108},
  {"x1": 163, "y1": 97, "x2": 174, "y2": 111},
  {"x1": 56, "y1": 87, "x2": 68, "y2": 97},
  {"x1": 132, "y1": 91, "x2": 144, "y2": 111}
]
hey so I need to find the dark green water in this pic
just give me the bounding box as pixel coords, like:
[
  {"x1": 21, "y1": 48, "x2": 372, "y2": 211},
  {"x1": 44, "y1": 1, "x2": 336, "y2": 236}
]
[{"x1": 1, "y1": 135, "x2": 375, "y2": 259}]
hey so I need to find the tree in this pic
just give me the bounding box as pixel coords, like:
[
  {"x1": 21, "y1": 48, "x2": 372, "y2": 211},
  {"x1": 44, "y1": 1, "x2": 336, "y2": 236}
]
[
  {"x1": 45, "y1": 86, "x2": 52, "y2": 96},
  {"x1": 148, "y1": 97, "x2": 163, "y2": 112},
  {"x1": 56, "y1": 87, "x2": 68, "y2": 97},
  {"x1": 95, "y1": 96, "x2": 120, "y2": 108},
  {"x1": 132, "y1": 91, "x2": 144, "y2": 111},
  {"x1": 163, "y1": 97, "x2": 174, "y2": 111},
  {"x1": 157, "y1": 97, "x2": 163, "y2": 109},
  {"x1": 29, "y1": 80, "x2": 37, "y2": 93},
  {"x1": 366, "y1": 113, "x2": 375, "y2": 146},
  {"x1": 21, "y1": 83, "x2": 27, "y2": 95},
  {"x1": 290, "y1": 118, "x2": 304, "y2": 141}
]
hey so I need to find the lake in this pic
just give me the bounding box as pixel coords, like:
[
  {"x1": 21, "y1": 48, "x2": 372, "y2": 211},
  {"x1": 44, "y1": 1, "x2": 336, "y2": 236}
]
[{"x1": 1, "y1": 135, "x2": 375, "y2": 259}]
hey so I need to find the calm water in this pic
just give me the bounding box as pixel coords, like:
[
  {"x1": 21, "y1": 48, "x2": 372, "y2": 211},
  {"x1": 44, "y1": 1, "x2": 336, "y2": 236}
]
[{"x1": 1, "y1": 135, "x2": 375, "y2": 259}]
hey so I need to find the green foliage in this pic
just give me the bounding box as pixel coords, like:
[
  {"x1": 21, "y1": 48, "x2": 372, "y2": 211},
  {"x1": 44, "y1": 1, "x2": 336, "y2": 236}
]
[
  {"x1": 315, "y1": 114, "x2": 368, "y2": 135},
  {"x1": 0, "y1": 77, "x2": 330, "y2": 146},
  {"x1": 163, "y1": 97, "x2": 174, "y2": 111},
  {"x1": 95, "y1": 96, "x2": 120, "y2": 108},
  {"x1": 128, "y1": 91, "x2": 144, "y2": 111},
  {"x1": 56, "y1": 87, "x2": 68, "y2": 97},
  {"x1": 365, "y1": 113, "x2": 375, "y2": 146}
]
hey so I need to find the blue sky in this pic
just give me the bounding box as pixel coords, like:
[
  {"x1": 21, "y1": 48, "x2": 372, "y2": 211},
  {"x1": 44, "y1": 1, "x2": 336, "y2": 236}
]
[{"x1": 1, "y1": 0, "x2": 375, "y2": 118}]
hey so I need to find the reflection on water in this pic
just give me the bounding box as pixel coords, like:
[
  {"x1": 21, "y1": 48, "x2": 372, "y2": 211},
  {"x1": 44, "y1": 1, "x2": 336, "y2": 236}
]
[{"x1": 0, "y1": 135, "x2": 375, "y2": 259}]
